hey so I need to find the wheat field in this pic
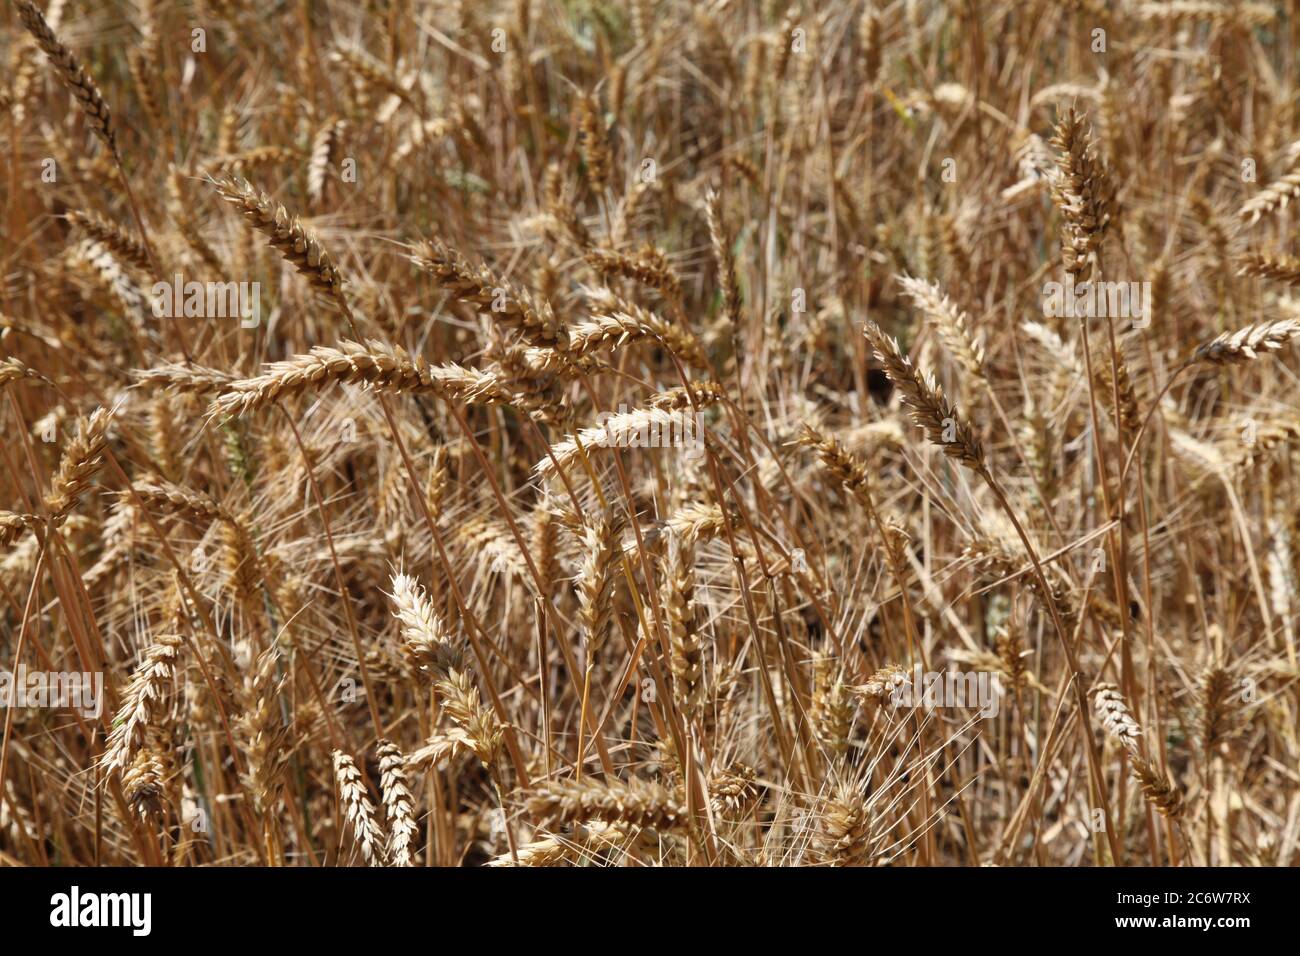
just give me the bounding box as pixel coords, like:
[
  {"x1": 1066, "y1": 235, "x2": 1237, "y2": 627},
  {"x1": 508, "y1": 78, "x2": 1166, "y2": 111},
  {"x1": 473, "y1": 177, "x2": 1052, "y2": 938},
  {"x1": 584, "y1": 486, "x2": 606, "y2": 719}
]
[{"x1": 1, "y1": 0, "x2": 1298, "y2": 868}]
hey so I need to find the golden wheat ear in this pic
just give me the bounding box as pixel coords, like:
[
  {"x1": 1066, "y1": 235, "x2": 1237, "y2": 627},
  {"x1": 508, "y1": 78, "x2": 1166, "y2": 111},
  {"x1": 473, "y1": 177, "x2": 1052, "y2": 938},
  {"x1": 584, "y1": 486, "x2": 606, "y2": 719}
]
[
  {"x1": 862, "y1": 320, "x2": 984, "y2": 469},
  {"x1": 1092, "y1": 683, "x2": 1184, "y2": 820},
  {"x1": 44, "y1": 405, "x2": 115, "y2": 522},
  {"x1": 375, "y1": 740, "x2": 417, "y2": 867},
  {"x1": 526, "y1": 776, "x2": 687, "y2": 830},
  {"x1": 895, "y1": 274, "x2": 985, "y2": 379},
  {"x1": 66, "y1": 210, "x2": 152, "y2": 273},
  {"x1": 206, "y1": 340, "x2": 546, "y2": 420},
  {"x1": 1049, "y1": 107, "x2": 1111, "y2": 283},
  {"x1": 0, "y1": 357, "x2": 55, "y2": 390},
  {"x1": 796, "y1": 423, "x2": 872, "y2": 501},
  {"x1": 1191, "y1": 318, "x2": 1300, "y2": 366},
  {"x1": 0, "y1": 511, "x2": 42, "y2": 548},
  {"x1": 331, "y1": 751, "x2": 385, "y2": 866},
  {"x1": 572, "y1": 290, "x2": 708, "y2": 368},
  {"x1": 15, "y1": 0, "x2": 119, "y2": 159},
  {"x1": 576, "y1": 509, "x2": 623, "y2": 659},
  {"x1": 409, "y1": 238, "x2": 567, "y2": 349},
  {"x1": 211, "y1": 175, "x2": 346, "y2": 299},
  {"x1": 577, "y1": 91, "x2": 610, "y2": 192},
  {"x1": 584, "y1": 244, "x2": 684, "y2": 303},
  {"x1": 1237, "y1": 253, "x2": 1300, "y2": 285},
  {"x1": 133, "y1": 360, "x2": 236, "y2": 395},
  {"x1": 389, "y1": 571, "x2": 462, "y2": 681},
  {"x1": 101, "y1": 635, "x2": 183, "y2": 778}
]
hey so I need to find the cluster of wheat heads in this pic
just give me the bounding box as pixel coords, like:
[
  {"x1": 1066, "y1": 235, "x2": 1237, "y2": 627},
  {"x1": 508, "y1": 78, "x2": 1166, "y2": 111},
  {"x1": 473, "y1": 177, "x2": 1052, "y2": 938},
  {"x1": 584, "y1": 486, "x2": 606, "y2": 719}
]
[{"x1": 2, "y1": 0, "x2": 1299, "y2": 868}]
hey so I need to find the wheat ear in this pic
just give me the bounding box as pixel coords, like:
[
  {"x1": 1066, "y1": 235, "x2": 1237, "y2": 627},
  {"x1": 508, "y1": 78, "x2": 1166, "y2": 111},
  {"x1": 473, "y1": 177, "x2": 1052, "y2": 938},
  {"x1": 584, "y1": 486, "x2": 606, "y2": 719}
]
[
  {"x1": 666, "y1": 536, "x2": 704, "y2": 719},
  {"x1": 44, "y1": 405, "x2": 113, "y2": 522},
  {"x1": 212, "y1": 175, "x2": 345, "y2": 300},
  {"x1": 1093, "y1": 683, "x2": 1184, "y2": 820},
  {"x1": 704, "y1": 188, "x2": 742, "y2": 327},
  {"x1": 307, "y1": 117, "x2": 346, "y2": 205},
  {"x1": 0, "y1": 358, "x2": 54, "y2": 390},
  {"x1": 101, "y1": 635, "x2": 182, "y2": 776},
  {"x1": 389, "y1": 572, "x2": 461, "y2": 681},
  {"x1": 571, "y1": 305, "x2": 706, "y2": 368},
  {"x1": 434, "y1": 669, "x2": 505, "y2": 770},
  {"x1": 0, "y1": 512, "x2": 42, "y2": 549},
  {"x1": 485, "y1": 822, "x2": 633, "y2": 867},
  {"x1": 1049, "y1": 108, "x2": 1111, "y2": 282},
  {"x1": 1191, "y1": 319, "x2": 1300, "y2": 366},
  {"x1": 534, "y1": 405, "x2": 699, "y2": 480},
  {"x1": 409, "y1": 239, "x2": 565, "y2": 348},
  {"x1": 862, "y1": 321, "x2": 983, "y2": 468},
  {"x1": 208, "y1": 341, "x2": 527, "y2": 418},
  {"x1": 820, "y1": 780, "x2": 878, "y2": 866},
  {"x1": 66, "y1": 210, "x2": 152, "y2": 273},
  {"x1": 15, "y1": 0, "x2": 118, "y2": 158},
  {"x1": 375, "y1": 740, "x2": 418, "y2": 867},
  {"x1": 895, "y1": 274, "x2": 985, "y2": 378},
  {"x1": 1237, "y1": 253, "x2": 1300, "y2": 285},
  {"x1": 331, "y1": 751, "x2": 384, "y2": 866},
  {"x1": 584, "y1": 245, "x2": 683, "y2": 303},
  {"x1": 236, "y1": 646, "x2": 288, "y2": 820},
  {"x1": 133, "y1": 360, "x2": 236, "y2": 395},
  {"x1": 526, "y1": 776, "x2": 687, "y2": 830},
  {"x1": 577, "y1": 511, "x2": 622, "y2": 659}
]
